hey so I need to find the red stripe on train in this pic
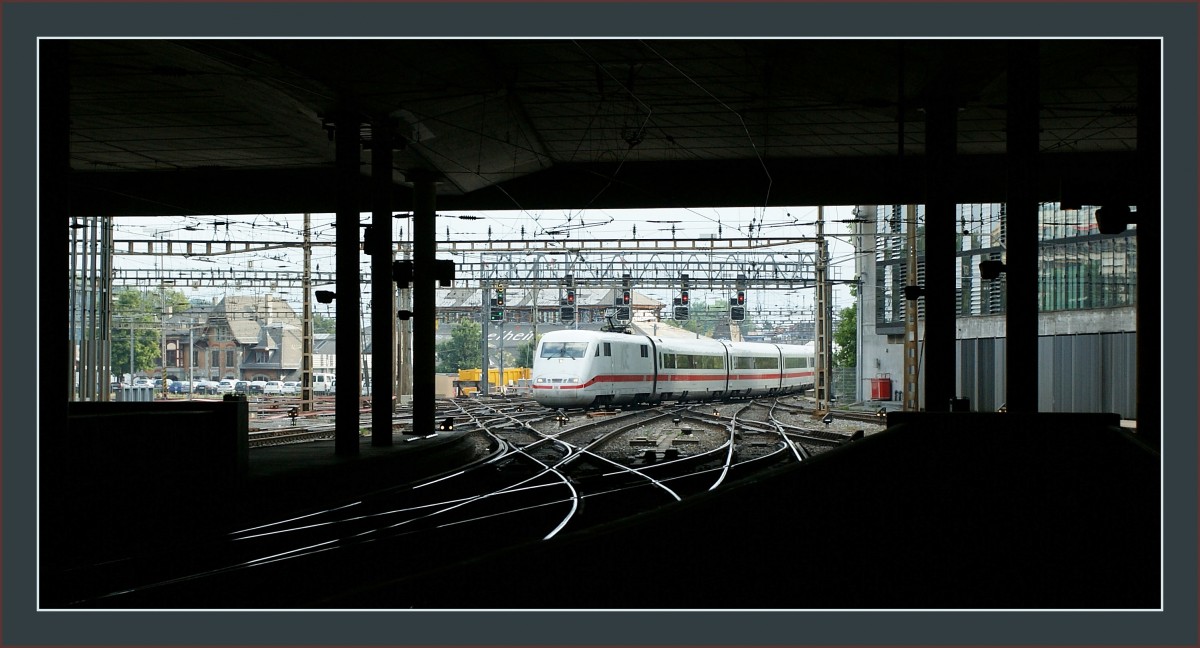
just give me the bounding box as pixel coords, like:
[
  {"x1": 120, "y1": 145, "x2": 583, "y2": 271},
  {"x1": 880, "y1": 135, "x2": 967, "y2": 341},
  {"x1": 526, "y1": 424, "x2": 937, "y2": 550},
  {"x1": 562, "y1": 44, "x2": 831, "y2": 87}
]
[
  {"x1": 543, "y1": 369, "x2": 814, "y2": 390},
  {"x1": 557, "y1": 374, "x2": 655, "y2": 390}
]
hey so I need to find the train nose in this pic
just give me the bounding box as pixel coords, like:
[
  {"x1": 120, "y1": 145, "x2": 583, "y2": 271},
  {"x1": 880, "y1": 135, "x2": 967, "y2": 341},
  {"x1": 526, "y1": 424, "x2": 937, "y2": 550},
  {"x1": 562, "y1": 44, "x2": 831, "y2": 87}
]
[{"x1": 531, "y1": 375, "x2": 591, "y2": 407}]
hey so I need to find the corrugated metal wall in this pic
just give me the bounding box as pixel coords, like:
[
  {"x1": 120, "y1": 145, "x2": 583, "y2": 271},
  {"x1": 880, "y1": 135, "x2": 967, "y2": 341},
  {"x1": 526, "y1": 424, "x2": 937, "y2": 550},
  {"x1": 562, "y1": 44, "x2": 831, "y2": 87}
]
[{"x1": 959, "y1": 332, "x2": 1135, "y2": 419}]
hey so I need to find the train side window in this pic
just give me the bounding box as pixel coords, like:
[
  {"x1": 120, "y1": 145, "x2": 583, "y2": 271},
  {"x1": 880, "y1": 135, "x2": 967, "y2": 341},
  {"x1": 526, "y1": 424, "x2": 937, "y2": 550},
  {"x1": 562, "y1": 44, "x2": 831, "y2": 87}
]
[
  {"x1": 604, "y1": 342, "x2": 611, "y2": 356},
  {"x1": 595, "y1": 345, "x2": 600, "y2": 357},
  {"x1": 641, "y1": 345, "x2": 648, "y2": 358}
]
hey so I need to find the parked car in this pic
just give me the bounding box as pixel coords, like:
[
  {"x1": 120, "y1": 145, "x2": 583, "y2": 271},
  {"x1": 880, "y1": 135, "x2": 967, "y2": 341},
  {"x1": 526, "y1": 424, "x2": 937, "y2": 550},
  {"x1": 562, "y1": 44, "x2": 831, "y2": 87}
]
[
  {"x1": 216, "y1": 379, "x2": 236, "y2": 394},
  {"x1": 249, "y1": 380, "x2": 267, "y2": 394},
  {"x1": 263, "y1": 381, "x2": 284, "y2": 396},
  {"x1": 168, "y1": 381, "x2": 188, "y2": 394},
  {"x1": 132, "y1": 378, "x2": 152, "y2": 387},
  {"x1": 193, "y1": 380, "x2": 218, "y2": 395},
  {"x1": 281, "y1": 381, "x2": 300, "y2": 395},
  {"x1": 234, "y1": 381, "x2": 249, "y2": 395}
]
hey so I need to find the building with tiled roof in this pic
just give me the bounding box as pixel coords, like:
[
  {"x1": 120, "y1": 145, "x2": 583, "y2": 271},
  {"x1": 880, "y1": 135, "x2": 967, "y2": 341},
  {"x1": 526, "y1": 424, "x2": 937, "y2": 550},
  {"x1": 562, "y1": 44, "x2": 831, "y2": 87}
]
[{"x1": 164, "y1": 295, "x2": 304, "y2": 382}]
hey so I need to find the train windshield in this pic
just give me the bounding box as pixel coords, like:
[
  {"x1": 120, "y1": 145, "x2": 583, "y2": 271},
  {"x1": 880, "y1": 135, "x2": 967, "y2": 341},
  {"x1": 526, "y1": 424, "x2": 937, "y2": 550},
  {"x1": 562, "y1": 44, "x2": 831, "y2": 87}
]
[{"x1": 540, "y1": 341, "x2": 589, "y2": 359}]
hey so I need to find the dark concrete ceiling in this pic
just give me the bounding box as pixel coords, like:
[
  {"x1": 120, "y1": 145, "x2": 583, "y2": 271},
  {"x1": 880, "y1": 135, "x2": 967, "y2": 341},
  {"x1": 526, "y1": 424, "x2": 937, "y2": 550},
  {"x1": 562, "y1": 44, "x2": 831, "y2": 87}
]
[{"x1": 62, "y1": 39, "x2": 1145, "y2": 217}]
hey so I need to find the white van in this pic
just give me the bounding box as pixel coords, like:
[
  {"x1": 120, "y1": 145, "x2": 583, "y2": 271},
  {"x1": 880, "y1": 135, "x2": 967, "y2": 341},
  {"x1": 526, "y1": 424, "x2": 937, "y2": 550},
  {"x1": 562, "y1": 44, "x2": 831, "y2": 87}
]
[{"x1": 311, "y1": 373, "x2": 336, "y2": 394}]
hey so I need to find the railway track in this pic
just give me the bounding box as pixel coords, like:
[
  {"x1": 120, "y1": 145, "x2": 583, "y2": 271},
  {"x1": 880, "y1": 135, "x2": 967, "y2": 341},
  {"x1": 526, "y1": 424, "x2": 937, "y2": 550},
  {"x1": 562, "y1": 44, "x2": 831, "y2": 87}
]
[{"x1": 59, "y1": 395, "x2": 886, "y2": 608}]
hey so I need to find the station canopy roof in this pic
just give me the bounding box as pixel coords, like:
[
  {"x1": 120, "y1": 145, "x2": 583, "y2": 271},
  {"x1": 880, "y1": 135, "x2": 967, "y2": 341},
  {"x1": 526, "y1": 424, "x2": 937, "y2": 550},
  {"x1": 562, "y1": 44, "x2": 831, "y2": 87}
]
[{"x1": 63, "y1": 39, "x2": 1145, "y2": 218}]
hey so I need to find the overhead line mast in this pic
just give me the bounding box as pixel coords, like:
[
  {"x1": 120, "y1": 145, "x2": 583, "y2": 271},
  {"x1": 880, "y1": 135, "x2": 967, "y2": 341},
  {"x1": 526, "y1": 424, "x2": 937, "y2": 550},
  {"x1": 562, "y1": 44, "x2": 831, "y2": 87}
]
[
  {"x1": 903, "y1": 204, "x2": 921, "y2": 412},
  {"x1": 814, "y1": 206, "x2": 833, "y2": 413}
]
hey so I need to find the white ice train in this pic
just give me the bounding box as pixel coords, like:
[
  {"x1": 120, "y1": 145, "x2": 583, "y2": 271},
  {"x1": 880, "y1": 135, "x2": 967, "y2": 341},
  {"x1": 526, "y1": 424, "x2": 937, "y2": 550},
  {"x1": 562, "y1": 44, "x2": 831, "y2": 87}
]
[{"x1": 531, "y1": 329, "x2": 816, "y2": 409}]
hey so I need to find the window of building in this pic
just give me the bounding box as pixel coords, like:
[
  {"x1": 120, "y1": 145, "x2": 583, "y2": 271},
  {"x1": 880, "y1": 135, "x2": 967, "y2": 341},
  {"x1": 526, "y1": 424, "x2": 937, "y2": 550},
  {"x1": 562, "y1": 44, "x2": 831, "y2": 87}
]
[{"x1": 212, "y1": 325, "x2": 232, "y2": 342}]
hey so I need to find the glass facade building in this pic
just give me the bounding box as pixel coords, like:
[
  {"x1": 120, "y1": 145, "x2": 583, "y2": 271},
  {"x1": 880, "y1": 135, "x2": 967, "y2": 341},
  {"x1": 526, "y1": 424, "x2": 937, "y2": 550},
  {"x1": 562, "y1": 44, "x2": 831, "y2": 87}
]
[{"x1": 873, "y1": 203, "x2": 1137, "y2": 331}]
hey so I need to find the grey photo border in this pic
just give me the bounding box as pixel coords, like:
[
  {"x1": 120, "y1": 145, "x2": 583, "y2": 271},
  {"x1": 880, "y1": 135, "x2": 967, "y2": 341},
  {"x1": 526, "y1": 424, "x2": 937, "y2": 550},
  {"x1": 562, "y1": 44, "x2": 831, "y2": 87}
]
[{"x1": 4, "y1": 2, "x2": 1195, "y2": 646}]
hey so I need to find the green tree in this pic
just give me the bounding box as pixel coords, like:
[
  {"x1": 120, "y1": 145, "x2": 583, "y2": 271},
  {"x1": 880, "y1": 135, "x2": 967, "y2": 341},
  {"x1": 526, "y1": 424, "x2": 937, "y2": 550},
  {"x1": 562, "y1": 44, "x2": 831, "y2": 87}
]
[
  {"x1": 313, "y1": 312, "x2": 336, "y2": 334},
  {"x1": 515, "y1": 333, "x2": 541, "y2": 368},
  {"x1": 678, "y1": 300, "x2": 716, "y2": 337},
  {"x1": 679, "y1": 300, "x2": 754, "y2": 337},
  {"x1": 833, "y1": 303, "x2": 857, "y2": 368},
  {"x1": 109, "y1": 288, "x2": 191, "y2": 377},
  {"x1": 110, "y1": 322, "x2": 162, "y2": 377},
  {"x1": 435, "y1": 318, "x2": 482, "y2": 373}
]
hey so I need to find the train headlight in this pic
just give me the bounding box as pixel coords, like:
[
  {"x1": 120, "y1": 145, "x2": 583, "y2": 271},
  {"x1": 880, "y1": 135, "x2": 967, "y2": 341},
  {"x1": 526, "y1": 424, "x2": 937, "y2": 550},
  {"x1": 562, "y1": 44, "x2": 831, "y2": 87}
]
[
  {"x1": 568, "y1": 377, "x2": 579, "y2": 383},
  {"x1": 536, "y1": 377, "x2": 545, "y2": 384}
]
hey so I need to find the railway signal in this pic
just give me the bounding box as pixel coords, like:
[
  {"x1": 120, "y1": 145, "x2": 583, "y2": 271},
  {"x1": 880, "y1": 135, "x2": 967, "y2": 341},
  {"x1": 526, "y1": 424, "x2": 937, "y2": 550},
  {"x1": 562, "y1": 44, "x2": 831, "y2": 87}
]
[
  {"x1": 621, "y1": 288, "x2": 631, "y2": 305},
  {"x1": 491, "y1": 285, "x2": 505, "y2": 321},
  {"x1": 680, "y1": 289, "x2": 689, "y2": 306},
  {"x1": 561, "y1": 286, "x2": 577, "y2": 323},
  {"x1": 730, "y1": 286, "x2": 746, "y2": 321},
  {"x1": 674, "y1": 305, "x2": 689, "y2": 321}
]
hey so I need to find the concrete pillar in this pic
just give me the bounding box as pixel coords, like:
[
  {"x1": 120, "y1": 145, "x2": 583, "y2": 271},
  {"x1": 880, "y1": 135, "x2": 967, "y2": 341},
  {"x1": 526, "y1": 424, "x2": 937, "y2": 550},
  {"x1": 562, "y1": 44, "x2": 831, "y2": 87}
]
[
  {"x1": 1137, "y1": 41, "x2": 1160, "y2": 448},
  {"x1": 335, "y1": 112, "x2": 362, "y2": 456},
  {"x1": 922, "y1": 82, "x2": 958, "y2": 411},
  {"x1": 371, "y1": 118, "x2": 395, "y2": 447},
  {"x1": 407, "y1": 169, "x2": 439, "y2": 435},
  {"x1": 1005, "y1": 41, "x2": 1040, "y2": 413}
]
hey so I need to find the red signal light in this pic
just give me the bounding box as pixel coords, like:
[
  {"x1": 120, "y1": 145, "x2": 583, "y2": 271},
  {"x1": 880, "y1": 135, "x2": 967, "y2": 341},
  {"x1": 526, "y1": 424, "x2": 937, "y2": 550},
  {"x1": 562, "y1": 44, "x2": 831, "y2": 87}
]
[
  {"x1": 736, "y1": 291, "x2": 745, "y2": 305},
  {"x1": 681, "y1": 290, "x2": 689, "y2": 305},
  {"x1": 566, "y1": 290, "x2": 575, "y2": 305},
  {"x1": 622, "y1": 289, "x2": 631, "y2": 305}
]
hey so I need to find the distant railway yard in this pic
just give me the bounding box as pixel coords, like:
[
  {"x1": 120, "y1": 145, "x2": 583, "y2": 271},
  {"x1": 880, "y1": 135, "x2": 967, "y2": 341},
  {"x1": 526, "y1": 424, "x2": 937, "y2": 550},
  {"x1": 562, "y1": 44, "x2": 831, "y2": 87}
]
[{"x1": 237, "y1": 393, "x2": 884, "y2": 456}]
